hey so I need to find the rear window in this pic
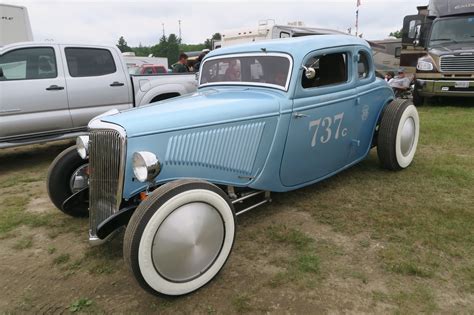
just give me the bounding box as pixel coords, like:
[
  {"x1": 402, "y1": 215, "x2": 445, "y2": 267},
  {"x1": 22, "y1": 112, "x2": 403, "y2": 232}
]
[{"x1": 65, "y1": 48, "x2": 116, "y2": 77}]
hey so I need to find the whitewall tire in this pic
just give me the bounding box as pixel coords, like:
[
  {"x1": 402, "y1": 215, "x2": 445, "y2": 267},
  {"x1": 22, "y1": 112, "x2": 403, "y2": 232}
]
[
  {"x1": 377, "y1": 99, "x2": 420, "y2": 170},
  {"x1": 123, "y1": 179, "x2": 235, "y2": 296}
]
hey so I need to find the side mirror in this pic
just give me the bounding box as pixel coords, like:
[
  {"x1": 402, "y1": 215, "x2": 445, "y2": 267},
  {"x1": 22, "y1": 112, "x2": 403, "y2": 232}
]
[
  {"x1": 302, "y1": 66, "x2": 316, "y2": 80},
  {"x1": 0, "y1": 67, "x2": 3, "y2": 78}
]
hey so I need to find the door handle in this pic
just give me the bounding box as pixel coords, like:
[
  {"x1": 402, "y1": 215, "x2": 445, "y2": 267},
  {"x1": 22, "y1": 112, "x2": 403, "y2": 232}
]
[
  {"x1": 110, "y1": 81, "x2": 125, "y2": 87},
  {"x1": 293, "y1": 112, "x2": 308, "y2": 119},
  {"x1": 46, "y1": 85, "x2": 64, "y2": 91}
]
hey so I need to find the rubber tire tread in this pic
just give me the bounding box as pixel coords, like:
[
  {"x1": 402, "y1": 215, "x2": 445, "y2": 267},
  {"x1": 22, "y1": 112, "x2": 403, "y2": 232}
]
[
  {"x1": 123, "y1": 179, "x2": 235, "y2": 296},
  {"x1": 377, "y1": 99, "x2": 413, "y2": 171},
  {"x1": 46, "y1": 145, "x2": 89, "y2": 217}
]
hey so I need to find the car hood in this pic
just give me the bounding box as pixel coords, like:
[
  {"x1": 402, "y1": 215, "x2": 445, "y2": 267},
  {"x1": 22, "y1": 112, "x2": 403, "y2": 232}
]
[{"x1": 99, "y1": 88, "x2": 282, "y2": 137}]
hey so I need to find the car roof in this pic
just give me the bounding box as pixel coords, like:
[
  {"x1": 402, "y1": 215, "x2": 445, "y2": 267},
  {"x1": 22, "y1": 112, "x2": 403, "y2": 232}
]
[{"x1": 206, "y1": 35, "x2": 370, "y2": 61}]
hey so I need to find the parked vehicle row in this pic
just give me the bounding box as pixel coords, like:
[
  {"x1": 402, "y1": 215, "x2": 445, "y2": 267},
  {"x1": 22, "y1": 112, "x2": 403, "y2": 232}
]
[{"x1": 0, "y1": 42, "x2": 197, "y2": 148}]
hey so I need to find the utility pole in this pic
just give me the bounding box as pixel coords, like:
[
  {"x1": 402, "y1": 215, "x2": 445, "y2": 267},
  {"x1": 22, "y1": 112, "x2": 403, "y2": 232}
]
[
  {"x1": 178, "y1": 20, "x2": 182, "y2": 42},
  {"x1": 162, "y1": 23, "x2": 165, "y2": 37}
]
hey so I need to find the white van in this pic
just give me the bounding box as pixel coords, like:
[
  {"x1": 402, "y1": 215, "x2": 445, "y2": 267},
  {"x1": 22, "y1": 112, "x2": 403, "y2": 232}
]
[{"x1": 0, "y1": 4, "x2": 34, "y2": 46}]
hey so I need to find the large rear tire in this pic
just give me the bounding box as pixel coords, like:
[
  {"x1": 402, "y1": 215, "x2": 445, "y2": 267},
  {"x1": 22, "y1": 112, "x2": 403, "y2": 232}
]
[
  {"x1": 47, "y1": 146, "x2": 89, "y2": 217},
  {"x1": 377, "y1": 99, "x2": 419, "y2": 170},
  {"x1": 123, "y1": 179, "x2": 236, "y2": 296}
]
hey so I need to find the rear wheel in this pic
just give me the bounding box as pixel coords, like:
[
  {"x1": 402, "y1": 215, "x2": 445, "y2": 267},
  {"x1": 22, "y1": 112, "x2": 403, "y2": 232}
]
[
  {"x1": 123, "y1": 179, "x2": 236, "y2": 296},
  {"x1": 47, "y1": 146, "x2": 89, "y2": 217},
  {"x1": 377, "y1": 99, "x2": 419, "y2": 170}
]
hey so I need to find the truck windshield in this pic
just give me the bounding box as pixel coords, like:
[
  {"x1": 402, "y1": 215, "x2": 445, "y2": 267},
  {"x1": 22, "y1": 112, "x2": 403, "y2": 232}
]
[
  {"x1": 199, "y1": 54, "x2": 292, "y2": 90},
  {"x1": 429, "y1": 16, "x2": 474, "y2": 47}
]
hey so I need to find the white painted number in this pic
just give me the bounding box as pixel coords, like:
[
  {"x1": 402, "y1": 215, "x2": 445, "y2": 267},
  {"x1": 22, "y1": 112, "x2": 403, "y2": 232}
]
[
  {"x1": 309, "y1": 112, "x2": 346, "y2": 147},
  {"x1": 320, "y1": 117, "x2": 332, "y2": 144},
  {"x1": 309, "y1": 118, "x2": 321, "y2": 147}
]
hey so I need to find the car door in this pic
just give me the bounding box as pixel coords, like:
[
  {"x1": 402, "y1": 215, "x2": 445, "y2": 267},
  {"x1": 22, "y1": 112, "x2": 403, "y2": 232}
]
[
  {"x1": 61, "y1": 45, "x2": 132, "y2": 128},
  {"x1": 0, "y1": 45, "x2": 72, "y2": 139},
  {"x1": 280, "y1": 48, "x2": 359, "y2": 187}
]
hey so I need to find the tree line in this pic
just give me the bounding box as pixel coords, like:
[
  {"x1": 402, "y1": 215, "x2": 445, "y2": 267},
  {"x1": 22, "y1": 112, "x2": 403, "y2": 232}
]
[{"x1": 117, "y1": 33, "x2": 221, "y2": 65}]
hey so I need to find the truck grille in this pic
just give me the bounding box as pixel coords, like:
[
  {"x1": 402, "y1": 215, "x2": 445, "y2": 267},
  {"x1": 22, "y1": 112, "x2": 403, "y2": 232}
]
[
  {"x1": 440, "y1": 55, "x2": 474, "y2": 72},
  {"x1": 89, "y1": 129, "x2": 125, "y2": 236}
]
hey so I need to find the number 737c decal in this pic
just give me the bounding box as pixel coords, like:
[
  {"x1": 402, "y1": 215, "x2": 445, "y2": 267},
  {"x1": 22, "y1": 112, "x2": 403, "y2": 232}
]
[{"x1": 309, "y1": 112, "x2": 348, "y2": 147}]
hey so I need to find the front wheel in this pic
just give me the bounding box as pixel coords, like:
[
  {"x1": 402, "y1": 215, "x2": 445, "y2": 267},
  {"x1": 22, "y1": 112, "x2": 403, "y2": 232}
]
[
  {"x1": 47, "y1": 146, "x2": 89, "y2": 217},
  {"x1": 123, "y1": 179, "x2": 236, "y2": 296},
  {"x1": 412, "y1": 89, "x2": 424, "y2": 106},
  {"x1": 377, "y1": 99, "x2": 420, "y2": 170}
]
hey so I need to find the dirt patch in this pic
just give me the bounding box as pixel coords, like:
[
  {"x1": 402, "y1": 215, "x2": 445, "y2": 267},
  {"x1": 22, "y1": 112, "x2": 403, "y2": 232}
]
[{"x1": 26, "y1": 197, "x2": 53, "y2": 214}]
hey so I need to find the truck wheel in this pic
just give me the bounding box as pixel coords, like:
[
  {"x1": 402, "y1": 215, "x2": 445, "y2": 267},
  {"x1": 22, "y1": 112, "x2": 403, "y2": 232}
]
[
  {"x1": 47, "y1": 146, "x2": 89, "y2": 217},
  {"x1": 412, "y1": 89, "x2": 424, "y2": 106},
  {"x1": 123, "y1": 179, "x2": 236, "y2": 296},
  {"x1": 377, "y1": 99, "x2": 419, "y2": 170}
]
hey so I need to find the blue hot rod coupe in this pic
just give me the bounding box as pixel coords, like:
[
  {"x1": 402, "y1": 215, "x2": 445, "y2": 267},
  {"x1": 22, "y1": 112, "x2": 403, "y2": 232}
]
[{"x1": 47, "y1": 35, "x2": 419, "y2": 296}]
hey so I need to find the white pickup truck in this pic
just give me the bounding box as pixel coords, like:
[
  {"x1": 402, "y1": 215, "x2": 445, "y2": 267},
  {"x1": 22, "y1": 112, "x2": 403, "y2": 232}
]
[{"x1": 0, "y1": 42, "x2": 197, "y2": 148}]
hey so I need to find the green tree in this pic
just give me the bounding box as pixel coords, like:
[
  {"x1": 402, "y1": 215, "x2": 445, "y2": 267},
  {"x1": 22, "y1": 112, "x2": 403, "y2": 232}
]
[
  {"x1": 133, "y1": 43, "x2": 151, "y2": 57},
  {"x1": 166, "y1": 33, "x2": 180, "y2": 65},
  {"x1": 116, "y1": 36, "x2": 132, "y2": 52},
  {"x1": 204, "y1": 33, "x2": 222, "y2": 49},
  {"x1": 389, "y1": 29, "x2": 402, "y2": 39}
]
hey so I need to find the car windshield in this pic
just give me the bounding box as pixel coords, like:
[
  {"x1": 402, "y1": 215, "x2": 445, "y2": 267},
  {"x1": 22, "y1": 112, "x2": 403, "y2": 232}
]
[
  {"x1": 429, "y1": 16, "x2": 474, "y2": 47},
  {"x1": 199, "y1": 54, "x2": 291, "y2": 90}
]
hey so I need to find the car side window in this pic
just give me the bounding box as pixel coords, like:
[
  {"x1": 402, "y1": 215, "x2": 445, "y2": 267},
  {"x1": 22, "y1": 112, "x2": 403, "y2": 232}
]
[
  {"x1": 302, "y1": 52, "x2": 348, "y2": 89},
  {"x1": 0, "y1": 47, "x2": 57, "y2": 81},
  {"x1": 65, "y1": 48, "x2": 116, "y2": 77},
  {"x1": 357, "y1": 51, "x2": 370, "y2": 79}
]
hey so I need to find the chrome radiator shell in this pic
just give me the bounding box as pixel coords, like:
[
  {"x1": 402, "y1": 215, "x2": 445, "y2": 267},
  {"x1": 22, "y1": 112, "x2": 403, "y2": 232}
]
[{"x1": 88, "y1": 123, "x2": 126, "y2": 238}]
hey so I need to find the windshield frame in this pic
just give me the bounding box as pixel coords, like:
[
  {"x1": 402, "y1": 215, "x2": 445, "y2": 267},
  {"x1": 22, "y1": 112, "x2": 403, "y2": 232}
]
[
  {"x1": 428, "y1": 15, "x2": 474, "y2": 48},
  {"x1": 198, "y1": 52, "x2": 294, "y2": 92}
]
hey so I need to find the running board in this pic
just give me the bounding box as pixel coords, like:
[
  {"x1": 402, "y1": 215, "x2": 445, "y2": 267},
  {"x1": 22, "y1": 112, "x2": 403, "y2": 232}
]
[{"x1": 233, "y1": 190, "x2": 271, "y2": 216}]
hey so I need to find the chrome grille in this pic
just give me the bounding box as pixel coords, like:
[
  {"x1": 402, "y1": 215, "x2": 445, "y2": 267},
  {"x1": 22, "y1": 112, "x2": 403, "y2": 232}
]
[
  {"x1": 89, "y1": 129, "x2": 125, "y2": 236},
  {"x1": 440, "y1": 55, "x2": 474, "y2": 72}
]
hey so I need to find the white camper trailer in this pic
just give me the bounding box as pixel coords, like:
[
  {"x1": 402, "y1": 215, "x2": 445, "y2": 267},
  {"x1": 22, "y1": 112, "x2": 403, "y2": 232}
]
[
  {"x1": 0, "y1": 4, "x2": 33, "y2": 46},
  {"x1": 216, "y1": 20, "x2": 344, "y2": 49}
]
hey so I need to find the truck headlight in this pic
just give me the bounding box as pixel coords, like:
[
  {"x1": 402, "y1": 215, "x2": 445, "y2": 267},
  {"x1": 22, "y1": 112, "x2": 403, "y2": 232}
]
[
  {"x1": 132, "y1": 151, "x2": 161, "y2": 183},
  {"x1": 417, "y1": 60, "x2": 434, "y2": 71},
  {"x1": 76, "y1": 136, "x2": 89, "y2": 159}
]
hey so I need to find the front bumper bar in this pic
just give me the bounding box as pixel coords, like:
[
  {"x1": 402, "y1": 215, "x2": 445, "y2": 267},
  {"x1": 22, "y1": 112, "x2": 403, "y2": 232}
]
[{"x1": 416, "y1": 79, "x2": 474, "y2": 98}]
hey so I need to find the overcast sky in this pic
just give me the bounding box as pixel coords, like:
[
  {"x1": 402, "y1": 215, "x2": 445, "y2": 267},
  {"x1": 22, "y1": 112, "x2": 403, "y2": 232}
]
[{"x1": 6, "y1": 0, "x2": 426, "y2": 46}]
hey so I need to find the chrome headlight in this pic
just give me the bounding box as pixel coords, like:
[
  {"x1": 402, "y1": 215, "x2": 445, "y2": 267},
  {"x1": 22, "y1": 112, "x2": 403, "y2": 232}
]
[
  {"x1": 132, "y1": 151, "x2": 161, "y2": 183},
  {"x1": 76, "y1": 136, "x2": 89, "y2": 159},
  {"x1": 417, "y1": 60, "x2": 434, "y2": 71}
]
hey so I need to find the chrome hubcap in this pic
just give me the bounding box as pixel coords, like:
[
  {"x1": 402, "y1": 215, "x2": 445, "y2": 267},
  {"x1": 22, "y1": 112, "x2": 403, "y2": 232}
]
[
  {"x1": 69, "y1": 164, "x2": 89, "y2": 193},
  {"x1": 152, "y1": 202, "x2": 225, "y2": 282},
  {"x1": 400, "y1": 117, "x2": 416, "y2": 157}
]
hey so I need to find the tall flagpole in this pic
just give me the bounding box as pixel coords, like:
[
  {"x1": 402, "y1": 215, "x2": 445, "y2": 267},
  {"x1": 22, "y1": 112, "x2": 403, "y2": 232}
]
[{"x1": 356, "y1": 0, "x2": 361, "y2": 37}]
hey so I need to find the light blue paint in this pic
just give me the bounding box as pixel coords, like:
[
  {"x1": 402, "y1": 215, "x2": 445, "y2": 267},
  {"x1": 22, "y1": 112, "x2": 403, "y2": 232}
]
[{"x1": 96, "y1": 35, "x2": 394, "y2": 199}]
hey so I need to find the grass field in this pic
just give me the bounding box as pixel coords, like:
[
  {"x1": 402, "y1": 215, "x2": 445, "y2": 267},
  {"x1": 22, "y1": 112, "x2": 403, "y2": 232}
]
[{"x1": 0, "y1": 105, "x2": 473, "y2": 313}]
